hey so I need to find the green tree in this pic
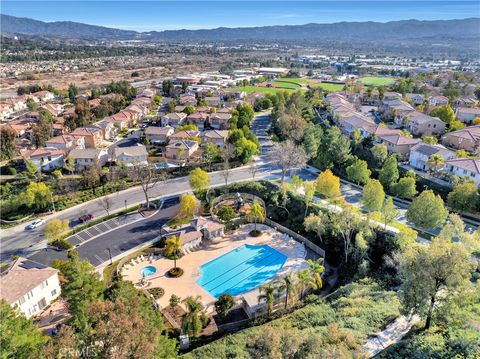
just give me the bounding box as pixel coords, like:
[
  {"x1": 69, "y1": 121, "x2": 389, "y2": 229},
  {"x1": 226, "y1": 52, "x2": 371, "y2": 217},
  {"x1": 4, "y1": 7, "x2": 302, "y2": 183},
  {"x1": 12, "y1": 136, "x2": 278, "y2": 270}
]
[
  {"x1": 427, "y1": 154, "x2": 445, "y2": 176},
  {"x1": 371, "y1": 143, "x2": 388, "y2": 166},
  {"x1": 346, "y1": 158, "x2": 371, "y2": 185},
  {"x1": 182, "y1": 296, "x2": 205, "y2": 337},
  {"x1": 25, "y1": 159, "x2": 38, "y2": 178},
  {"x1": 26, "y1": 98, "x2": 36, "y2": 111},
  {"x1": 248, "y1": 201, "x2": 265, "y2": 232},
  {"x1": 215, "y1": 293, "x2": 236, "y2": 317},
  {"x1": 44, "y1": 218, "x2": 69, "y2": 241},
  {"x1": 399, "y1": 237, "x2": 473, "y2": 329},
  {"x1": 60, "y1": 255, "x2": 104, "y2": 329},
  {"x1": 258, "y1": 282, "x2": 278, "y2": 316},
  {"x1": 169, "y1": 294, "x2": 180, "y2": 308},
  {"x1": 24, "y1": 182, "x2": 52, "y2": 210},
  {"x1": 429, "y1": 105, "x2": 455, "y2": 124},
  {"x1": 392, "y1": 176, "x2": 417, "y2": 199},
  {"x1": 379, "y1": 155, "x2": 399, "y2": 190},
  {"x1": 277, "y1": 274, "x2": 297, "y2": 309},
  {"x1": 68, "y1": 83, "x2": 78, "y2": 102},
  {"x1": 381, "y1": 197, "x2": 399, "y2": 230},
  {"x1": 363, "y1": 179, "x2": 385, "y2": 212},
  {"x1": 189, "y1": 167, "x2": 210, "y2": 199},
  {"x1": 407, "y1": 190, "x2": 448, "y2": 230},
  {"x1": 303, "y1": 181, "x2": 316, "y2": 217},
  {"x1": 0, "y1": 300, "x2": 47, "y2": 358},
  {"x1": 330, "y1": 206, "x2": 360, "y2": 262},
  {"x1": 304, "y1": 212, "x2": 328, "y2": 243},
  {"x1": 296, "y1": 269, "x2": 312, "y2": 300},
  {"x1": 447, "y1": 182, "x2": 479, "y2": 214},
  {"x1": 0, "y1": 127, "x2": 18, "y2": 160},
  {"x1": 315, "y1": 127, "x2": 351, "y2": 169},
  {"x1": 302, "y1": 122, "x2": 323, "y2": 159},
  {"x1": 165, "y1": 235, "x2": 182, "y2": 270},
  {"x1": 216, "y1": 205, "x2": 237, "y2": 224},
  {"x1": 306, "y1": 258, "x2": 325, "y2": 292}
]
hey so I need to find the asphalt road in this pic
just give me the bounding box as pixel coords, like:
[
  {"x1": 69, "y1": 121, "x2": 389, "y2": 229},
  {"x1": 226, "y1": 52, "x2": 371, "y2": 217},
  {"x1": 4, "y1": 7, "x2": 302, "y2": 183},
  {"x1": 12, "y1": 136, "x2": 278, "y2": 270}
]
[{"x1": 29, "y1": 200, "x2": 180, "y2": 267}]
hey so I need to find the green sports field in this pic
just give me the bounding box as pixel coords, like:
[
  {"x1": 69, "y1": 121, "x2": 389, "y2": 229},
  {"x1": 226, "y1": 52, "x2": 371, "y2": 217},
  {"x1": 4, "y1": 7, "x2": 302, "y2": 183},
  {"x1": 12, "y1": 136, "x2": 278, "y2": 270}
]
[
  {"x1": 358, "y1": 76, "x2": 395, "y2": 86},
  {"x1": 232, "y1": 85, "x2": 295, "y2": 94}
]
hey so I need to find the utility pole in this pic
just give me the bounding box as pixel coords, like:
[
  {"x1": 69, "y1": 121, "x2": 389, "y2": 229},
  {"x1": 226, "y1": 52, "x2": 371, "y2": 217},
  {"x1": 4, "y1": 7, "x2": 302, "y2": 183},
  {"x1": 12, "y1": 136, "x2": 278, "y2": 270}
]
[{"x1": 50, "y1": 191, "x2": 56, "y2": 213}]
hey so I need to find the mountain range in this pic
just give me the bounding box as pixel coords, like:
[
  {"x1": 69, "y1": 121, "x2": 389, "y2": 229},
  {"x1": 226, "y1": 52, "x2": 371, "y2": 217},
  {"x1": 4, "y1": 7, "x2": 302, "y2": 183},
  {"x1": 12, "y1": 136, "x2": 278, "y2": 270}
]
[{"x1": 2, "y1": 14, "x2": 479, "y2": 43}]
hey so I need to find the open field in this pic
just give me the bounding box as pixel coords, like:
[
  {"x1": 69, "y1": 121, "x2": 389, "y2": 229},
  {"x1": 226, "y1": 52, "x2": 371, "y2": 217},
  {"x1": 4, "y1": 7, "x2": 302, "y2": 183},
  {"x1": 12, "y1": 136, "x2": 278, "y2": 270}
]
[
  {"x1": 310, "y1": 82, "x2": 345, "y2": 91},
  {"x1": 267, "y1": 81, "x2": 303, "y2": 90},
  {"x1": 232, "y1": 85, "x2": 296, "y2": 94},
  {"x1": 358, "y1": 76, "x2": 395, "y2": 86}
]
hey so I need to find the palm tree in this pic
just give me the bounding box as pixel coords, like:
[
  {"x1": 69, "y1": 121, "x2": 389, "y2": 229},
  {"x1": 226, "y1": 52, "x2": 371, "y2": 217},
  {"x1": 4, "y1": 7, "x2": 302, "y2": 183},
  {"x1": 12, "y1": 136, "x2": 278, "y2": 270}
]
[
  {"x1": 427, "y1": 154, "x2": 445, "y2": 177},
  {"x1": 165, "y1": 235, "x2": 182, "y2": 269},
  {"x1": 248, "y1": 201, "x2": 265, "y2": 232},
  {"x1": 277, "y1": 274, "x2": 297, "y2": 309},
  {"x1": 258, "y1": 282, "x2": 277, "y2": 316},
  {"x1": 307, "y1": 258, "x2": 325, "y2": 292},
  {"x1": 182, "y1": 296, "x2": 204, "y2": 337},
  {"x1": 296, "y1": 269, "x2": 312, "y2": 300}
]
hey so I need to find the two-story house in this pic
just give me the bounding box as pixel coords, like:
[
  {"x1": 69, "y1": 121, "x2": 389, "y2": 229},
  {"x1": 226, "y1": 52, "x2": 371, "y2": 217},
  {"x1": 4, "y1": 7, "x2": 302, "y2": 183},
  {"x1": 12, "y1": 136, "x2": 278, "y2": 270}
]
[
  {"x1": 145, "y1": 126, "x2": 174, "y2": 144},
  {"x1": 209, "y1": 113, "x2": 232, "y2": 130},
  {"x1": 202, "y1": 130, "x2": 229, "y2": 147},
  {"x1": 69, "y1": 148, "x2": 108, "y2": 171},
  {"x1": 0, "y1": 257, "x2": 61, "y2": 318},
  {"x1": 405, "y1": 111, "x2": 446, "y2": 136},
  {"x1": 377, "y1": 133, "x2": 421, "y2": 160},
  {"x1": 70, "y1": 127, "x2": 103, "y2": 148},
  {"x1": 161, "y1": 112, "x2": 187, "y2": 128},
  {"x1": 114, "y1": 144, "x2": 148, "y2": 166},
  {"x1": 165, "y1": 140, "x2": 199, "y2": 161},
  {"x1": 441, "y1": 126, "x2": 480, "y2": 154},
  {"x1": 455, "y1": 107, "x2": 480, "y2": 124},
  {"x1": 21, "y1": 147, "x2": 65, "y2": 172},
  {"x1": 444, "y1": 158, "x2": 480, "y2": 186},
  {"x1": 46, "y1": 134, "x2": 85, "y2": 152},
  {"x1": 408, "y1": 142, "x2": 456, "y2": 172}
]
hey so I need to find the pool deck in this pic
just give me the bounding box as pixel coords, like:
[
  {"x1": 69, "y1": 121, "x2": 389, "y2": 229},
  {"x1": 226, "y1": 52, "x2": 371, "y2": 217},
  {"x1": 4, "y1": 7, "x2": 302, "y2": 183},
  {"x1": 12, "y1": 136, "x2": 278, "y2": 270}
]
[{"x1": 121, "y1": 223, "x2": 308, "y2": 311}]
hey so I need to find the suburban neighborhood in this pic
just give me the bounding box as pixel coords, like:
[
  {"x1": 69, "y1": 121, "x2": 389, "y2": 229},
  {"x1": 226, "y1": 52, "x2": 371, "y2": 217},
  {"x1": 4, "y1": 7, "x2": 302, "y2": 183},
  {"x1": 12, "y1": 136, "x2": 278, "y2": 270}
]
[{"x1": 0, "y1": 2, "x2": 479, "y2": 359}]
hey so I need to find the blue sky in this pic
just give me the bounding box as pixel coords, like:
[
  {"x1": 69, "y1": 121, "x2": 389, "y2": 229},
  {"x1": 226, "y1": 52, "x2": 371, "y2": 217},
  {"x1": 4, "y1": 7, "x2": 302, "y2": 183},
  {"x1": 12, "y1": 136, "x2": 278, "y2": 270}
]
[{"x1": 2, "y1": 1, "x2": 479, "y2": 31}]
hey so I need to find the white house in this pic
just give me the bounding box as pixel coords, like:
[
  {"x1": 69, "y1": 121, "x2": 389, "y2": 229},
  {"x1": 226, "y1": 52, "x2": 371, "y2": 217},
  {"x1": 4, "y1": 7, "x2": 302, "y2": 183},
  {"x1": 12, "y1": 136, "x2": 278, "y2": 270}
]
[
  {"x1": 444, "y1": 158, "x2": 480, "y2": 186},
  {"x1": 161, "y1": 112, "x2": 187, "y2": 128},
  {"x1": 114, "y1": 144, "x2": 148, "y2": 166},
  {"x1": 408, "y1": 142, "x2": 456, "y2": 172},
  {"x1": 455, "y1": 107, "x2": 480, "y2": 124},
  {"x1": 21, "y1": 147, "x2": 65, "y2": 172},
  {"x1": 0, "y1": 257, "x2": 61, "y2": 318}
]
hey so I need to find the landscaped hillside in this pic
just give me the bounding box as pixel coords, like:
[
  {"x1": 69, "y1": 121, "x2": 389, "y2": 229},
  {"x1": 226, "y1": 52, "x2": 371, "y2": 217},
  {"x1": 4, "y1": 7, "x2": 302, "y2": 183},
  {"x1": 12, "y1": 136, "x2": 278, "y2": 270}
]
[{"x1": 182, "y1": 279, "x2": 400, "y2": 358}]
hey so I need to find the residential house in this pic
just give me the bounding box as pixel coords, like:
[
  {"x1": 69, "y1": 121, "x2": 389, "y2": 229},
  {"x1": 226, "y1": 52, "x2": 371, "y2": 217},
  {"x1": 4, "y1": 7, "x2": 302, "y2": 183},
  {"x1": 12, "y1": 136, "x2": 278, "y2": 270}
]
[
  {"x1": 210, "y1": 113, "x2": 232, "y2": 130},
  {"x1": 145, "y1": 126, "x2": 174, "y2": 144},
  {"x1": 46, "y1": 134, "x2": 85, "y2": 152},
  {"x1": 0, "y1": 257, "x2": 61, "y2": 318},
  {"x1": 455, "y1": 107, "x2": 480, "y2": 124},
  {"x1": 170, "y1": 130, "x2": 201, "y2": 142},
  {"x1": 70, "y1": 127, "x2": 103, "y2": 148},
  {"x1": 40, "y1": 103, "x2": 63, "y2": 117},
  {"x1": 195, "y1": 106, "x2": 211, "y2": 114},
  {"x1": 68, "y1": 148, "x2": 108, "y2": 171},
  {"x1": 93, "y1": 119, "x2": 117, "y2": 141},
  {"x1": 405, "y1": 93, "x2": 425, "y2": 106},
  {"x1": 202, "y1": 130, "x2": 229, "y2": 147},
  {"x1": 164, "y1": 140, "x2": 199, "y2": 161},
  {"x1": 161, "y1": 112, "x2": 187, "y2": 128},
  {"x1": 444, "y1": 158, "x2": 480, "y2": 186},
  {"x1": 178, "y1": 95, "x2": 197, "y2": 106},
  {"x1": 442, "y1": 126, "x2": 480, "y2": 154},
  {"x1": 0, "y1": 104, "x2": 14, "y2": 120},
  {"x1": 405, "y1": 111, "x2": 446, "y2": 136},
  {"x1": 21, "y1": 147, "x2": 65, "y2": 172},
  {"x1": 454, "y1": 97, "x2": 478, "y2": 108},
  {"x1": 429, "y1": 95, "x2": 449, "y2": 107},
  {"x1": 187, "y1": 113, "x2": 209, "y2": 130},
  {"x1": 114, "y1": 144, "x2": 148, "y2": 166},
  {"x1": 204, "y1": 97, "x2": 221, "y2": 107},
  {"x1": 377, "y1": 133, "x2": 421, "y2": 160},
  {"x1": 384, "y1": 99, "x2": 415, "y2": 124},
  {"x1": 337, "y1": 113, "x2": 375, "y2": 136},
  {"x1": 32, "y1": 90, "x2": 55, "y2": 102},
  {"x1": 408, "y1": 142, "x2": 456, "y2": 172}
]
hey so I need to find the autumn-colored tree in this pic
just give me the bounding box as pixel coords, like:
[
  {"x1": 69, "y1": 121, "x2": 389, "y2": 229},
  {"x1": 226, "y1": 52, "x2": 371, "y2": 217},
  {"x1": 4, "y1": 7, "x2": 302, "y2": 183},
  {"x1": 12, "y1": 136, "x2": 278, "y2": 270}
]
[
  {"x1": 178, "y1": 193, "x2": 198, "y2": 219},
  {"x1": 316, "y1": 169, "x2": 341, "y2": 199}
]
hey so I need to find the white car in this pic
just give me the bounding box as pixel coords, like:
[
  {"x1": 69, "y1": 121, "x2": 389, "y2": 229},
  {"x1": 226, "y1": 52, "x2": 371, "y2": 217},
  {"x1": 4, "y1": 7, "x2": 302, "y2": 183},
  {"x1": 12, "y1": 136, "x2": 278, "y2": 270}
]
[{"x1": 26, "y1": 219, "x2": 45, "y2": 230}]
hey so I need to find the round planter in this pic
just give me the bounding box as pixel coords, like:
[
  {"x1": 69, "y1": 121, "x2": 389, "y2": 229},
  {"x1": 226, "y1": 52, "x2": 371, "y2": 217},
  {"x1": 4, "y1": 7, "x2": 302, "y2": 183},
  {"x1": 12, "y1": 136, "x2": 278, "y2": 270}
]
[{"x1": 168, "y1": 267, "x2": 184, "y2": 278}]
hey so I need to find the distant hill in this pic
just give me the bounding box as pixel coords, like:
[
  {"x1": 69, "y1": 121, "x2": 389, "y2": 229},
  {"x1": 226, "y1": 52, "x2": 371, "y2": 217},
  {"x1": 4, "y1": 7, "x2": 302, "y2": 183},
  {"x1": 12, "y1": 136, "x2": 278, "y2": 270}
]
[{"x1": 1, "y1": 14, "x2": 479, "y2": 43}]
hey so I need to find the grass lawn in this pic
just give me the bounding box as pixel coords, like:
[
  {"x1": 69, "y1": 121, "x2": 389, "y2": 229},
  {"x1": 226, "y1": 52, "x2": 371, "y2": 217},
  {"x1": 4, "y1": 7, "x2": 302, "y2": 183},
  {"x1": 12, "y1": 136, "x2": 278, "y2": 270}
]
[
  {"x1": 232, "y1": 85, "x2": 295, "y2": 95},
  {"x1": 310, "y1": 82, "x2": 345, "y2": 91},
  {"x1": 275, "y1": 77, "x2": 311, "y2": 85},
  {"x1": 358, "y1": 76, "x2": 395, "y2": 86},
  {"x1": 267, "y1": 81, "x2": 303, "y2": 90}
]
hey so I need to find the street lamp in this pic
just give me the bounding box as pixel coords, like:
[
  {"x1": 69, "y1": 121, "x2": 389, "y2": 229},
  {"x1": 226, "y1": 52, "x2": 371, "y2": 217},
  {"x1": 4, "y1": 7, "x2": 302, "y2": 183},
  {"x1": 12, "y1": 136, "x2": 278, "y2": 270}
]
[{"x1": 107, "y1": 247, "x2": 113, "y2": 265}]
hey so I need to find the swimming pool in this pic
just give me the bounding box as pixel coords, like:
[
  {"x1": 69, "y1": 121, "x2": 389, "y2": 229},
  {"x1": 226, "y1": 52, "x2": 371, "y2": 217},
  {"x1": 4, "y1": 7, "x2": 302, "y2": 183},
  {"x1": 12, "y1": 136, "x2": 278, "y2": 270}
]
[
  {"x1": 154, "y1": 162, "x2": 179, "y2": 169},
  {"x1": 140, "y1": 265, "x2": 157, "y2": 277},
  {"x1": 198, "y1": 244, "x2": 287, "y2": 298}
]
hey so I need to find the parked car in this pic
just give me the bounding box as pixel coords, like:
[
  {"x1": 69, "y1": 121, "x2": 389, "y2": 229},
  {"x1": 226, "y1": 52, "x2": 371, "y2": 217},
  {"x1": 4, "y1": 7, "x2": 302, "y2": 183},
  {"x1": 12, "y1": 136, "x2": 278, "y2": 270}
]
[
  {"x1": 26, "y1": 219, "x2": 45, "y2": 230},
  {"x1": 78, "y1": 214, "x2": 93, "y2": 223}
]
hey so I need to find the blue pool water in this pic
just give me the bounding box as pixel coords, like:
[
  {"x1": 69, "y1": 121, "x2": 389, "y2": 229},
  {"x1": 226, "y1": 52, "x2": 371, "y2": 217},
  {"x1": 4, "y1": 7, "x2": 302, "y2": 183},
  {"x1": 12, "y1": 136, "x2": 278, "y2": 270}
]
[
  {"x1": 198, "y1": 244, "x2": 287, "y2": 298},
  {"x1": 140, "y1": 265, "x2": 157, "y2": 277}
]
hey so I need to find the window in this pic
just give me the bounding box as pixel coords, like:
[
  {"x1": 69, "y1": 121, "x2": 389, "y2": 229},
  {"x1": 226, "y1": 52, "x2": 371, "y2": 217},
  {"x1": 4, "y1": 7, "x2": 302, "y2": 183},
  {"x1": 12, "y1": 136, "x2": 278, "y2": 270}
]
[
  {"x1": 51, "y1": 289, "x2": 57, "y2": 297},
  {"x1": 18, "y1": 296, "x2": 26, "y2": 305},
  {"x1": 40, "y1": 280, "x2": 48, "y2": 289}
]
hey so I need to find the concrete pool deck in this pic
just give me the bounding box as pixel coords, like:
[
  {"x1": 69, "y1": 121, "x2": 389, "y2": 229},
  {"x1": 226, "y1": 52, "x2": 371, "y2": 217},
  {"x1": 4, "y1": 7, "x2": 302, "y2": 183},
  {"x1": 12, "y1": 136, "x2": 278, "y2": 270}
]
[{"x1": 121, "y1": 223, "x2": 308, "y2": 311}]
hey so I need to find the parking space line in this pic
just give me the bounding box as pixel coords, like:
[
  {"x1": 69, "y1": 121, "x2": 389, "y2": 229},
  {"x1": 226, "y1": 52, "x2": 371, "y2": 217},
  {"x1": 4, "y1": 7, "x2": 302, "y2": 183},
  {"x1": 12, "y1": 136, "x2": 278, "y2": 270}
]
[
  {"x1": 94, "y1": 254, "x2": 104, "y2": 264},
  {"x1": 103, "y1": 222, "x2": 112, "y2": 230}
]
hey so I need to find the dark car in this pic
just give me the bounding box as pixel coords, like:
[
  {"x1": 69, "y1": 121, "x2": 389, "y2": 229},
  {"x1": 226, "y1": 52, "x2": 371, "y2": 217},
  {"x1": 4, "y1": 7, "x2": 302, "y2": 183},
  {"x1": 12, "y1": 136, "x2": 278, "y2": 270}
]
[{"x1": 78, "y1": 213, "x2": 93, "y2": 223}]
